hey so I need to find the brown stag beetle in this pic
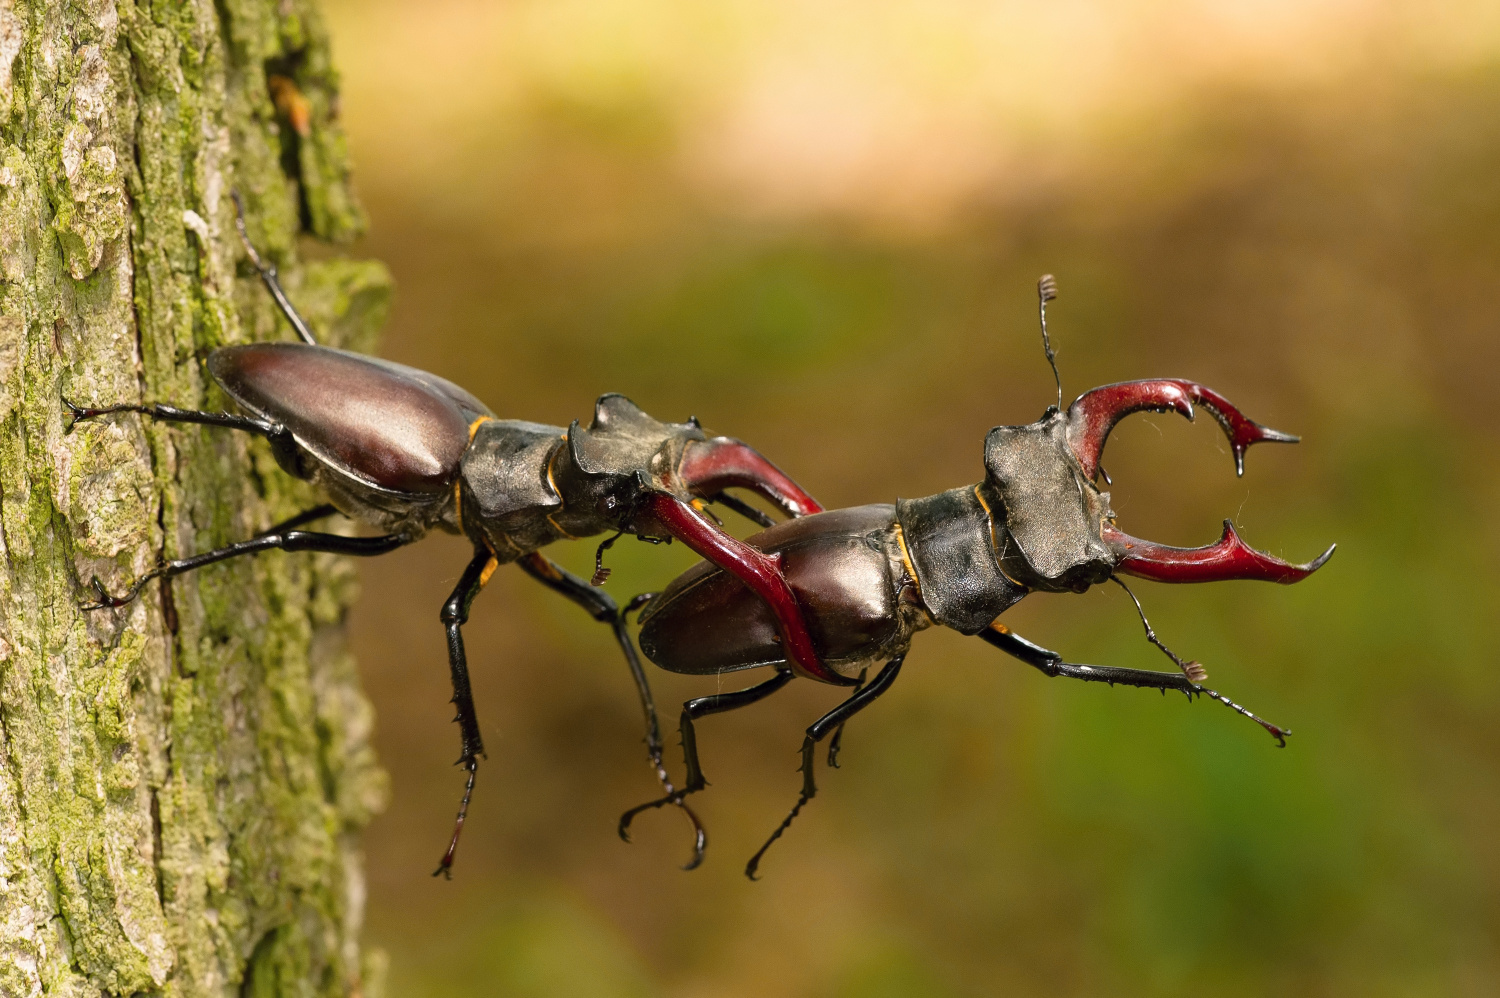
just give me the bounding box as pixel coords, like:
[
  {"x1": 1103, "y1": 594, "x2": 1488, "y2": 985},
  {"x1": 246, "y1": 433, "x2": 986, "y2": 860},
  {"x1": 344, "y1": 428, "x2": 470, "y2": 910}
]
[
  {"x1": 64, "y1": 194, "x2": 838, "y2": 876},
  {"x1": 623, "y1": 276, "x2": 1336, "y2": 878}
]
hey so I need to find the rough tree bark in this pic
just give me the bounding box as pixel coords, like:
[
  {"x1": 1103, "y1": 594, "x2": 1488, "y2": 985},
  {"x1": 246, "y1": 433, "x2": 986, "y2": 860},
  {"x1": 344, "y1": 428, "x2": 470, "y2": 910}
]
[{"x1": 0, "y1": 1, "x2": 392, "y2": 994}]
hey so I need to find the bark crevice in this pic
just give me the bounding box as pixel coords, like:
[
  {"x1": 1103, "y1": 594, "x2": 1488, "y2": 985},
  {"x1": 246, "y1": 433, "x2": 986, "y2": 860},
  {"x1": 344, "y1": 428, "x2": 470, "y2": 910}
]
[{"x1": 0, "y1": 1, "x2": 391, "y2": 995}]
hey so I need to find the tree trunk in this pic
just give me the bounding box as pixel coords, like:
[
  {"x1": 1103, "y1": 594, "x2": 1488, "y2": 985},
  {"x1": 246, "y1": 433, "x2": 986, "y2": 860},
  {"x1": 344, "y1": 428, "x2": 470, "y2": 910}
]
[{"x1": 0, "y1": 1, "x2": 391, "y2": 994}]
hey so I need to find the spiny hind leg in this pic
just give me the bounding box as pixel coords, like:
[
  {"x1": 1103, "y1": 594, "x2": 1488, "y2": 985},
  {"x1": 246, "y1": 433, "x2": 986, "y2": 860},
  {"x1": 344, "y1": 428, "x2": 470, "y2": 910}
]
[{"x1": 744, "y1": 654, "x2": 905, "y2": 880}]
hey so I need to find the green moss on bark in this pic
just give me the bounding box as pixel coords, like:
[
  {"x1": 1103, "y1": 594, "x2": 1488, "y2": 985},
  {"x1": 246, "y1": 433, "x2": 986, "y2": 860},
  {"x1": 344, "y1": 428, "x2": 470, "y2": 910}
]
[{"x1": 0, "y1": 0, "x2": 390, "y2": 994}]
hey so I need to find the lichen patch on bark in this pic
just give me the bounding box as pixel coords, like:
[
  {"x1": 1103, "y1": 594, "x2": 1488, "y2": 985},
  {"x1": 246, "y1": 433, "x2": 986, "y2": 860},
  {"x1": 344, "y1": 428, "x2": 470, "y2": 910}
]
[{"x1": 0, "y1": 1, "x2": 392, "y2": 994}]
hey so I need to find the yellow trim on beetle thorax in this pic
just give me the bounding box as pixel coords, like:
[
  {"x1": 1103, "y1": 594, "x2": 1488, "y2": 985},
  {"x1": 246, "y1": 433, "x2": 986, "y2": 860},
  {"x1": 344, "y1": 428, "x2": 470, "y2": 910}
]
[
  {"x1": 972, "y1": 484, "x2": 1001, "y2": 556},
  {"x1": 490, "y1": 530, "x2": 526, "y2": 559},
  {"x1": 545, "y1": 515, "x2": 582, "y2": 540},
  {"x1": 544, "y1": 443, "x2": 581, "y2": 540},
  {"x1": 467, "y1": 415, "x2": 495, "y2": 442},
  {"x1": 453, "y1": 418, "x2": 494, "y2": 537},
  {"x1": 477, "y1": 536, "x2": 500, "y2": 588},
  {"x1": 892, "y1": 524, "x2": 921, "y2": 597},
  {"x1": 972, "y1": 483, "x2": 1028, "y2": 589}
]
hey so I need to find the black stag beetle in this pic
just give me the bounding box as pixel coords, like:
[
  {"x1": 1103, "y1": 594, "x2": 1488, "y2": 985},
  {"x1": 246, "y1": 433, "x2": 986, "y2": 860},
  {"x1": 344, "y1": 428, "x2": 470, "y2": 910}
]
[
  {"x1": 623, "y1": 276, "x2": 1336, "y2": 878},
  {"x1": 65, "y1": 195, "x2": 839, "y2": 876}
]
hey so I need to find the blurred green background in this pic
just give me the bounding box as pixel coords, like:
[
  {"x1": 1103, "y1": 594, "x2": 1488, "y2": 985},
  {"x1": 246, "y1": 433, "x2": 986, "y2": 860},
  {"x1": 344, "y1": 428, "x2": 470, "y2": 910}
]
[{"x1": 321, "y1": 2, "x2": 1500, "y2": 994}]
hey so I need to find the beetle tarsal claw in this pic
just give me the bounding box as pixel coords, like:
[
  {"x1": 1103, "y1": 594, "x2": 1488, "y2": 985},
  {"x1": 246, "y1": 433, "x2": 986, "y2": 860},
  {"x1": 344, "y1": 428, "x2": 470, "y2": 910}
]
[
  {"x1": 78, "y1": 578, "x2": 110, "y2": 611},
  {"x1": 682, "y1": 825, "x2": 708, "y2": 872},
  {"x1": 61, "y1": 397, "x2": 92, "y2": 433},
  {"x1": 80, "y1": 574, "x2": 146, "y2": 611},
  {"x1": 1183, "y1": 660, "x2": 1208, "y2": 683}
]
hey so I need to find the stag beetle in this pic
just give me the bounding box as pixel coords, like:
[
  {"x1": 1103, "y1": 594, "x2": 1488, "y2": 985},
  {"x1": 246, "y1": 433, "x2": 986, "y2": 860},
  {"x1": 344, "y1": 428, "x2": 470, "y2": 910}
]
[
  {"x1": 622, "y1": 277, "x2": 1336, "y2": 878},
  {"x1": 65, "y1": 195, "x2": 834, "y2": 876}
]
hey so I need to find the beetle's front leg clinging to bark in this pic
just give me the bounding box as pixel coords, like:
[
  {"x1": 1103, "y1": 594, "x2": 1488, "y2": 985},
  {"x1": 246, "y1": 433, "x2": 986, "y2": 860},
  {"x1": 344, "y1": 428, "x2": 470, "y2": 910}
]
[
  {"x1": 64, "y1": 397, "x2": 308, "y2": 478},
  {"x1": 78, "y1": 522, "x2": 408, "y2": 610}
]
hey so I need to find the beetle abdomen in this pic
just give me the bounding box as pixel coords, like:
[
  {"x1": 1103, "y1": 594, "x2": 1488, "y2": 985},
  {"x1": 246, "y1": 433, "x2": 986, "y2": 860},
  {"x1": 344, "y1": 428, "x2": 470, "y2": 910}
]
[
  {"x1": 638, "y1": 504, "x2": 908, "y2": 675},
  {"x1": 209, "y1": 344, "x2": 489, "y2": 497}
]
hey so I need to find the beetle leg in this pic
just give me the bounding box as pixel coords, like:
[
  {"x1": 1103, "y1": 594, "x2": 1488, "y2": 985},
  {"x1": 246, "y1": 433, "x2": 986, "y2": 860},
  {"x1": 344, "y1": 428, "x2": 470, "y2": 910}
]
[
  {"x1": 642, "y1": 492, "x2": 857, "y2": 687},
  {"x1": 707, "y1": 492, "x2": 775, "y2": 529},
  {"x1": 254, "y1": 504, "x2": 339, "y2": 535},
  {"x1": 65, "y1": 397, "x2": 275, "y2": 435},
  {"x1": 979, "y1": 623, "x2": 1289, "y2": 746},
  {"x1": 516, "y1": 553, "x2": 708, "y2": 867},
  {"x1": 78, "y1": 527, "x2": 408, "y2": 611},
  {"x1": 231, "y1": 190, "x2": 319, "y2": 346},
  {"x1": 63, "y1": 397, "x2": 307, "y2": 478},
  {"x1": 433, "y1": 546, "x2": 496, "y2": 879},
  {"x1": 618, "y1": 668, "x2": 794, "y2": 868},
  {"x1": 745, "y1": 654, "x2": 904, "y2": 880},
  {"x1": 824, "y1": 668, "x2": 868, "y2": 768}
]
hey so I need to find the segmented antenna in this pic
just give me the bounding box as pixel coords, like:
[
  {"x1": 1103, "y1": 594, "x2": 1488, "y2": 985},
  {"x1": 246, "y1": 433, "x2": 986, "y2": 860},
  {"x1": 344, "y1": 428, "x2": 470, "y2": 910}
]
[{"x1": 1037, "y1": 274, "x2": 1062, "y2": 411}]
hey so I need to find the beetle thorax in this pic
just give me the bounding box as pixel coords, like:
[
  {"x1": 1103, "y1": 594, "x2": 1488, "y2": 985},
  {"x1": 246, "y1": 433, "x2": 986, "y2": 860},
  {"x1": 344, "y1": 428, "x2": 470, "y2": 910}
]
[{"x1": 895, "y1": 487, "x2": 1028, "y2": 635}]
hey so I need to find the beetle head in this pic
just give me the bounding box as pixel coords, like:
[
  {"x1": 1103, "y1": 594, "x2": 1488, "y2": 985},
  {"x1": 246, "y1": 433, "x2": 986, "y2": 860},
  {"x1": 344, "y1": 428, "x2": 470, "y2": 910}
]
[
  {"x1": 983, "y1": 410, "x2": 1115, "y2": 592},
  {"x1": 983, "y1": 380, "x2": 1334, "y2": 592},
  {"x1": 558, "y1": 394, "x2": 706, "y2": 531}
]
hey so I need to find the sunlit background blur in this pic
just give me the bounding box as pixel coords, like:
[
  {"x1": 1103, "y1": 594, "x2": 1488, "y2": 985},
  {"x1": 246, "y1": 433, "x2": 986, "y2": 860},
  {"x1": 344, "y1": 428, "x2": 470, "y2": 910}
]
[{"x1": 320, "y1": 2, "x2": 1500, "y2": 994}]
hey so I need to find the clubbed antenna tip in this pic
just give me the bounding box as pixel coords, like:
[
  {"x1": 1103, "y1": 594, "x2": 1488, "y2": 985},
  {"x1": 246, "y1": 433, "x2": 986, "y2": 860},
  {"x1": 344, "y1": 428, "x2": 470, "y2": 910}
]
[{"x1": 1037, "y1": 274, "x2": 1062, "y2": 410}]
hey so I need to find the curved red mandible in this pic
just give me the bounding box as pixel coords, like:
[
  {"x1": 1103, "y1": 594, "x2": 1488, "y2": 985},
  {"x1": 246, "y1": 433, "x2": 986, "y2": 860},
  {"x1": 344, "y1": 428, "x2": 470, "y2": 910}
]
[
  {"x1": 677, "y1": 437, "x2": 824, "y2": 518},
  {"x1": 1065, "y1": 379, "x2": 1299, "y2": 480},
  {"x1": 1105, "y1": 520, "x2": 1335, "y2": 585},
  {"x1": 643, "y1": 492, "x2": 856, "y2": 686}
]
